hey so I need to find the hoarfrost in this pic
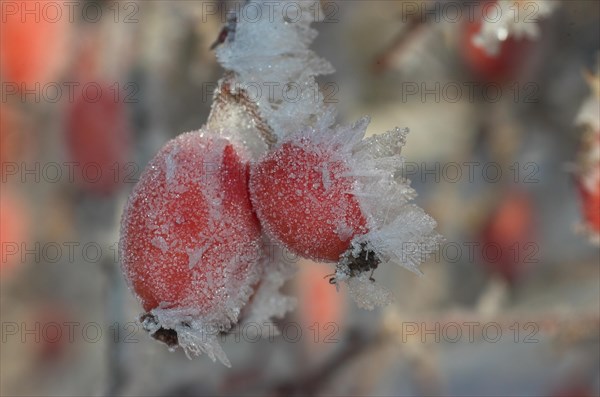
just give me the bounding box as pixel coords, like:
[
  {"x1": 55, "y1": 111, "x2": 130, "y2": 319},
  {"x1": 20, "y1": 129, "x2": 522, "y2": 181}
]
[
  {"x1": 120, "y1": 130, "x2": 264, "y2": 366},
  {"x1": 281, "y1": 117, "x2": 443, "y2": 304},
  {"x1": 241, "y1": 242, "x2": 297, "y2": 329},
  {"x1": 150, "y1": 236, "x2": 169, "y2": 254},
  {"x1": 213, "y1": 0, "x2": 336, "y2": 145},
  {"x1": 346, "y1": 273, "x2": 393, "y2": 310},
  {"x1": 123, "y1": 0, "x2": 445, "y2": 367},
  {"x1": 472, "y1": 0, "x2": 558, "y2": 56}
]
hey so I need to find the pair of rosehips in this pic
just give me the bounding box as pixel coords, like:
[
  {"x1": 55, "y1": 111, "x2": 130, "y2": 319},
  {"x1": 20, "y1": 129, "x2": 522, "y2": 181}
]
[
  {"x1": 119, "y1": 124, "x2": 380, "y2": 358},
  {"x1": 121, "y1": 129, "x2": 365, "y2": 305}
]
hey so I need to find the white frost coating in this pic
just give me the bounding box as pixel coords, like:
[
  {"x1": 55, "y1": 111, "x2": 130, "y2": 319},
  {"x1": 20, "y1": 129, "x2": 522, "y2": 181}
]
[
  {"x1": 241, "y1": 242, "x2": 297, "y2": 329},
  {"x1": 341, "y1": 272, "x2": 393, "y2": 310},
  {"x1": 271, "y1": 116, "x2": 443, "y2": 308},
  {"x1": 215, "y1": 0, "x2": 336, "y2": 141},
  {"x1": 473, "y1": 0, "x2": 558, "y2": 56},
  {"x1": 186, "y1": 247, "x2": 204, "y2": 270},
  {"x1": 120, "y1": 130, "x2": 266, "y2": 366},
  {"x1": 150, "y1": 236, "x2": 169, "y2": 253},
  {"x1": 143, "y1": 307, "x2": 233, "y2": 367}
]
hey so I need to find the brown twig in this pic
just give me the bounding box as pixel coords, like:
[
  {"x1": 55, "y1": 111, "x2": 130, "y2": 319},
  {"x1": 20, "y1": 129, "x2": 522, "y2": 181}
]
[{"x1": 269, "y1": 328, "x2": 389, "y2": 396}]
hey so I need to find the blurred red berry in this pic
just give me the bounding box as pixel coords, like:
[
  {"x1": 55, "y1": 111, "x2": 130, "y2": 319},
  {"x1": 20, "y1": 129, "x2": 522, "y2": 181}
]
[
  {"x1": 577, "y1": 179, "x2": 600, "y2": 235},
  {"x1": 120, "y1": 131, "x2": 262, "y2": 315},
  {"x1": 34, "y1": 304, "x2": 72, "y2": 364},
  {"x1": 64, "y1": 82, "x2": 132, "y2": 195},
  {"x1": 1, "y1": 104, "x2": 19, "y2": 172},
  {"x1": 296, "y1": 259, "x2": 345, "y2": 348},
  {"x1": 480, "y1": 190, "x2": 535, "y2": 283},
  {"x1": 575, "y1": 129, "x2": 600, "y2": 239},
  {"x1": 0, "y1": 0, "x2": 70, "y2": 87},
  {"x1": 0, "y1": 186, "x2": 31, "y2": 276},
  {"x1": 553, "y1": 385, "x2": 594, "y2": 397},
  {"x1": 250, "y1": 137, "x2": 368, "y2": 262},
  {"x1": 461, "y1": 2, "x2": 534, "y2": 83}
]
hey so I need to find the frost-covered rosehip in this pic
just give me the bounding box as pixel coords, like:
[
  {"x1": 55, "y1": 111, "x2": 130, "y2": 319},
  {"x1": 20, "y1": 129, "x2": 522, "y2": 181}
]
[
  {"x1": 250, "y1": 136, "x2": 368, "y2": 262},
  {"x1": 461, "y1": 0, "x2": 556, "y2": 83},
  {"x1": 577, "y1": 179, "x2": 600, "y2": 237},
  {"x1": 574, "y1": 68, "x2": 600, "y2": 244},
  {"x1": 462, "y1": 17, "x2": 533, "y2": 83},
  {"x1": 575, "y1": 130, "x2": 600, "y2": 242},
  {"x1": 120, "y1": 130, "x2": 262, "y2": 365},
  {"x1": 250, "y1": 117, "x2": 442, "y2": 309}
]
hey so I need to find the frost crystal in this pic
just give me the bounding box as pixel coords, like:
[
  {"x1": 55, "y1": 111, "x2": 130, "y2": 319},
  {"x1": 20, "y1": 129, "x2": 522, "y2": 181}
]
[
  {"x1": 346, "y1": 273, "x2": 393, "y2": 310},
  {"x1": 209, "y1": 0, "x2": 441, "y2": 309},
  {"x1": 318, "y1": 119, "x2": 443, "y2": 307},
  {"x1": 241, "y1": 242, "x2": 298, "y2": 326},
  {"x1": 213, "y1": 0, "x2": 336, "y2": 144},
  {"x1": 473, "y1": 0, "x2": 558, "y2": 56}
]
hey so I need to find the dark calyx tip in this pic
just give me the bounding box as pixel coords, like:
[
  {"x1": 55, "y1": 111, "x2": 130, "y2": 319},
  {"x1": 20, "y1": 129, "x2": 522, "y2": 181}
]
[
  {"x1": 140, "y1": 313, "x2": 180, "y2": 348},
  {"x1": 342, "y1": 242, "x2": 381, "y2": 281}
]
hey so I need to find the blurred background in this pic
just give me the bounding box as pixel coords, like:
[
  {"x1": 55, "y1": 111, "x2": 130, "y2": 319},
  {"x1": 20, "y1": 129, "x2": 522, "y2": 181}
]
[{"x1": 1, "y1": 0, "x2": 599, "y2": 396}]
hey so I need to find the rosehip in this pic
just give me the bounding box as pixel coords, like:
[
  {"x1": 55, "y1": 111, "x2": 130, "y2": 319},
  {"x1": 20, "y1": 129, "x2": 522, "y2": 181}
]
[
  {"x1": 250, "y1": 136, "x2": 368, "y2": 262},
  {"x1": 64, "y1": 82, "x2": 132, "y2": 195},
  {"x1": 296, "y1": 259, "x2": 345, "y2": 349},
  {"x1": 577, "y1": 178, "x2": 600, "y2": 236},
  {"x1": 0, "y1": 0, "x2": 70, "y2": 87},
  {"x1": 119, "y1": 130, "x2": 262, "y2": 363},
  {"x1": 0, "y1": 186, "x2": 31, "y2": 276},
  {"x1": 461, "y1": 1, "x2": 534, "y2": 83},
  {"x1": 574, "y1": 68, "x2": 600, "y2": 243},
  {"x1": 480, "y1": 190, "x2": 535, "y2": 284},
  {"x1": 250, "y1": 117, "x2": 442, "y2": 309}
]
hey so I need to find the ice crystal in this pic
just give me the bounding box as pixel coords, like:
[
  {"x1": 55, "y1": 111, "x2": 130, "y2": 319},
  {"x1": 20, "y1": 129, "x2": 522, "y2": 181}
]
[
  {"x1": 213, "y1": 0, "x2": 336, "y2": 145},
  {"x1": 301, "y1": 118, "x2": 443, "y2": 309},
  {"x1": 473, "y1": 0, "x2": 558, "y2": 56}
]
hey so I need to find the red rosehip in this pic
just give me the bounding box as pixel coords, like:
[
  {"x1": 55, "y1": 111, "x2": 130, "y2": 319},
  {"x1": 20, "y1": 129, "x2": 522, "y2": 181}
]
[
  {"x1": 296, "y1": 259, "x2": 345, "y2": 349},
  {"x1": 120, "y1": 130, "x2": 262, "y2": 360},
  {"x1": 0, "y1": 186, "x2": 31, "y2": 276},
  {"x1": 575, "y1": 129, "x2": 600, "y2": 240},
  {"x1": 250, "y1": 119, "x2": 441, "y2": 309},
  {"x1": 0, "y1": 0, "x2": 70, "y2": 87},
  {"x1": 64, "y1": 82, "x2": 132, "y2": 195},
  {"x1": 461, "y1": 1, "x2": 534, "y2": 83},
  {"x1": 250, "y1": 136, "x2": 368, "y2": 262},
  {"x1": 480, "y1": 190, "x2": 535, "y2": 283},
  {"x1": 578, "y1": 179, "x2": 600, "y2": 235}
]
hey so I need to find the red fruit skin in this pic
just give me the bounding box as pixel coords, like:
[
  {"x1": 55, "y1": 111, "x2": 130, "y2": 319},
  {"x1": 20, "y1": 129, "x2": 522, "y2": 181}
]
[
  {"x1": 480, "y1": 191, "x2": 535, "y2": 284},
  {"x1": 461, "y1": 4, "x2": 533, "y2": 83},
  {"x1": 0, "y1": 186, "x2": 31, "y2": 275},
  {"x1": 1, "y1": 104, "x2": 21, "y2": 178},
  {"x1": 576, "y1": 131, "x2": 600, "y2": 235},
  {"x1": 296, "y1": 259, "x2": 345, "y2": 348},
  {"x1": 120, "y1": 132, "x2": 261, "y2": 313},
  {"x1": 0, "y1": 0, "x2": 70, "y2": 86},
  {"x1": 250, "y1": 138, "x2": 368, "y2": 262},
  {"x1": 65, "y1": 83, "x2": 132, "y2": 195},
  {"x1": 577, "y1": 180, "x2": 600, "y2": 234}
]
